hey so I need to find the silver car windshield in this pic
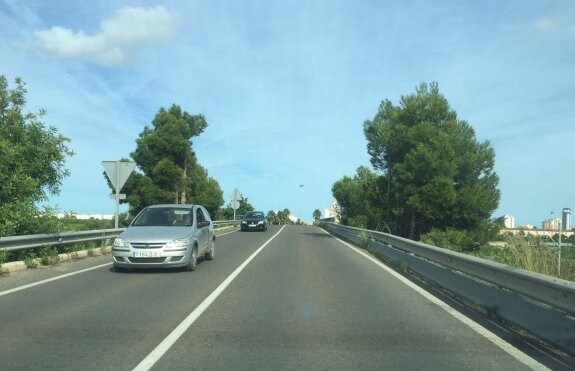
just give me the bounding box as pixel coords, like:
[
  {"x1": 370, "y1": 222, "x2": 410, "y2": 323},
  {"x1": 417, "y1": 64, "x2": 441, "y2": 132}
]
[{"x1": 132, "y1": 208, "x2": 193, "y2": 227}]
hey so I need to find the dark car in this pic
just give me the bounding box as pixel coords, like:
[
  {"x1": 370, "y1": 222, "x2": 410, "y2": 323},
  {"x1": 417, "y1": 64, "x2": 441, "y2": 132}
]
[{"x1": 240, "y1": 211, "x2": 268, "y2": 231}]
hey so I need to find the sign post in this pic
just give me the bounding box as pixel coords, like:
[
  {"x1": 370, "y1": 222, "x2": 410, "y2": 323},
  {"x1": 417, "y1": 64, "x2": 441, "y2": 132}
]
[
  {"x1": 102, "y1": 160, "x2": 136, "y2": 228},
  {"x1": 231, "y1": 188, "x2": 241, "y2": 220}
]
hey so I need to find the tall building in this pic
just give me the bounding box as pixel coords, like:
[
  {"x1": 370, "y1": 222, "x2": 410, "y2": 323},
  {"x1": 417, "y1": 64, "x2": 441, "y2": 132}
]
[
  {"x1": 503, "y1": 215, "x2": 515, "y2": 228},
  {"x1": 563, "y1": 208, "x2": 572, "y2": 230},
  {"x1": 543, "y1": 217, "x2": 561, "y2": 230}
]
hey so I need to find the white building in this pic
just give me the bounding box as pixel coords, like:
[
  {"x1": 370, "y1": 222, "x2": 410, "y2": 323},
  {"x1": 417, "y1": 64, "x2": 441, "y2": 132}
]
[
  {"x1": 542, "y1": 217, "x2": 562, "y2": 231},
  {"x1": 563, "y1": 208, "x2": 572, "y2": 230},
  {"x1": 56, "y1": 213, "x2": 114, "y2": 220},
  {"x1": 503, "y1": 215, "x2": 515, "y2": 228},
  {"x1": 323, "y1": 198, "x2": 340, "y2": 220}
]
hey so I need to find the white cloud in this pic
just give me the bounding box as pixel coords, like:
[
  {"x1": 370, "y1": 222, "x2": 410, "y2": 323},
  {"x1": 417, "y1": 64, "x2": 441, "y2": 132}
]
[
  {"x1": 33, "y1": 6, "x2": 177, "y2": 65},
  {"x1": 532, "y1": 17, "x2": 562, "y2": 32}
]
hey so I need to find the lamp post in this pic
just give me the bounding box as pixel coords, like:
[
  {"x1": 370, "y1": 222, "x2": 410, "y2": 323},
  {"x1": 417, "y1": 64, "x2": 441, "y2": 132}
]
[
  {"x1": 550, "y1": 211, "x2": 562, "y2": 277},
  {"x1": 558, "y1": 219, "x2": 562, "y2": 278},
  {"x1": 299, "y1": 184, "x2": 304, "y2": 224}
]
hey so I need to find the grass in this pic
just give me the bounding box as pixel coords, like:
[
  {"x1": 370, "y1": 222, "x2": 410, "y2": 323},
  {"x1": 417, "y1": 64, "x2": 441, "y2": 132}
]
[
  {"x1": 0, "y1": 250, "x2": 7, "y2": 275},
  {"x1": 0, "y1": 250, "x2": 6, "y2": 266},
  {"x1": 358, "y1": 230, "x2": 371, "y2": 250},
  {"x1": 24, "y1": 255, "x2": 38, "y2": 269},
  {"x1": 476, "y1": 236, "x2": 575, "y2": 282},
  {"x1": 1, "y1": 241, "x2": 105, "y2": 269},
  {"x1": 40, "y1": 246, "x2": 60, "y2": 266}
]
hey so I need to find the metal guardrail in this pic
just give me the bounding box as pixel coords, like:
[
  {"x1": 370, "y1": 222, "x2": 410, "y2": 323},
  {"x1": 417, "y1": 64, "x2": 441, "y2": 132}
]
[
  {"x1": 0, "y1": 220, "x2": 240, "y2": 253},
  {"x1": 323, "y1": 222, "x2": 575, "y2": 354}
]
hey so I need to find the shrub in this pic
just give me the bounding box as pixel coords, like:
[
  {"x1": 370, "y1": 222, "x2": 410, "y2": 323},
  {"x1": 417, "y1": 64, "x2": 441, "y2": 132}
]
[
  {"x1": 39, "y1": 246, "x2": 59, "y2": 266},
  {"x1": 25, "y1": 254, "x2": 38, "y2": 268},
  {"x1": 420, "y1": 228, "x2": 476, "y2": 253}
]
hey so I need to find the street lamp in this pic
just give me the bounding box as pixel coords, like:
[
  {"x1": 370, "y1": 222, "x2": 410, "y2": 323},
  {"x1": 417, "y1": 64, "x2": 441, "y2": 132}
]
[
  {"x1": 549, "y1": 211, "x2": 563, "y2": 277},
  {"x1": 299, "y1": 185, "x2": 304, "y2": 224},
  {"x1": 558, "y1": 219, "x2": 562, "y2": 277}
]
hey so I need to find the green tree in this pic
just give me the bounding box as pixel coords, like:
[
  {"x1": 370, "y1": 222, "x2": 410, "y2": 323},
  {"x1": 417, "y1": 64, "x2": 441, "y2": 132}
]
[
  {"x1": 121, "y1": 104, "x2": 223, "y2": 216},
  {"x1": 332, "y1": 166, "x2": 387, "y2": 230},
  {"x1": 218, "y1": 195, "x2": 254, "y2": 220},
  {"x1": 277, "y1": 208, "x2": 292, "y2": 225},
  {"x1": 0, "y1": 76, "x2": 73, "y2": 236},
  {"x1": 267, "y1": 210, "x2": 278, "y2": 224},
  {"x1": 313, "y1": 209, "x2": 322, "y2": 221},
  {"x1": 361, "y1": 82, "x2": 500, "y2": 248}
]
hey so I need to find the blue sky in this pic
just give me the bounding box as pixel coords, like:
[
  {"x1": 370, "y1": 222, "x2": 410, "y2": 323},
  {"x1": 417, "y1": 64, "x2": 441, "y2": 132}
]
[{"x1": 1, "y1": 0, "x2": 573, "y2": 226}]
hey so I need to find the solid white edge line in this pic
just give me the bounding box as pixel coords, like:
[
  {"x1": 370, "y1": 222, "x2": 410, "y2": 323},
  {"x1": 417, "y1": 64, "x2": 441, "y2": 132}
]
[
  {"x1": 133, "y1": 225, "x2": 286, "y2": 371},
  {"x1": 326, "y1": 232, "x2": 549, "y2": 371},
  {"x1": 0, "y1": 263, "x2": 112, "y2": 298}
]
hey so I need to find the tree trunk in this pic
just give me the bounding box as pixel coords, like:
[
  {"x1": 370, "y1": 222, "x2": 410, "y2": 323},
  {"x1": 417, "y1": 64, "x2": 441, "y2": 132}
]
[
  {"x1": 409, "y1": 212, "x2": 416, "y2": 240},
  {"x1": 180, "y1": 160, "x2": 187, "y2": 204}
]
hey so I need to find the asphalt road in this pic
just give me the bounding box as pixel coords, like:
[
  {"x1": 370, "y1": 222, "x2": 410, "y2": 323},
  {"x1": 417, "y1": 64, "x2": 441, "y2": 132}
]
[{"x1": 0, "y1": 225, "x2": 563, "y2": 370}]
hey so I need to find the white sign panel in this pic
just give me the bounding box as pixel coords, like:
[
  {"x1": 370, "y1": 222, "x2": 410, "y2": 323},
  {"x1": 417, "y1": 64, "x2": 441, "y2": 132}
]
[{"x1": 102, "y1": 161, "x2": 136, "y2": 191}]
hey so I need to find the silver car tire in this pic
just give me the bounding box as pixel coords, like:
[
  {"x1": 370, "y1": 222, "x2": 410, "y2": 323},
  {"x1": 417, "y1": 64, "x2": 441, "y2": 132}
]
[
  {"x1": 205, "y1": 239, "x2": 215, "y2": 261},
  {"x1": 187, "y1": 246, "x2": 198, "y2": 271}
]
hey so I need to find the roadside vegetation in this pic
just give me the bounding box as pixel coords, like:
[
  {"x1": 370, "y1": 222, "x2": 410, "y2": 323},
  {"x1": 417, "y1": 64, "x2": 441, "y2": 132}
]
[
  {"x1": 109, "y1": 104, "x2": 224, "y2": 217},
  {"x1": 330, "y1": 82, "x2": 574, "y2": 281},
  {"x1": 0, "y1": 76, "x2": 74, "y2": 237},
  {"x1": 332, "y1": 82, "x2": 501, "y2": 251},
  {"x1": 474, "y1": 235, "x2": 575, "y2": 282}
]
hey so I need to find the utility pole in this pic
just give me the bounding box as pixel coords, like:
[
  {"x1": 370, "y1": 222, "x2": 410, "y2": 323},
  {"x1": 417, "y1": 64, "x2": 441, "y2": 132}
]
[
  {"x1": 558, "y1": 219, "x2": 562, "y2": 277},
  {"x1": 299, "y1": 184, "x2": 304, "y2": 224},
  {"x1": 550, "y1": 211, "x2": 563, "y2": 278}
]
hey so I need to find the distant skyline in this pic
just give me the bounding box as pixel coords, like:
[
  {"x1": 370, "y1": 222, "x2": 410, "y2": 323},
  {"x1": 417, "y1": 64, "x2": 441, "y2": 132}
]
[
  {"x1": 505, "y1": 207, "x2": 573, "y2": 231},
  {"x1": 1, "y1": 1, "x2": 574, "y2": 226}
]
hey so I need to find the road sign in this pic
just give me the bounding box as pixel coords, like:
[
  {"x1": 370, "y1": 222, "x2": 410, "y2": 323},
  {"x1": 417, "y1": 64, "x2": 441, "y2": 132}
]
[
  {"x1": 102, "y1": 160, "x2": 136, "y2": 229},
  {"x1": 231, "y1": 188, "x2": 241, "y2": 210},
  {"x1": 102, "y1": 161, "x2": 136, "y2": 191}
]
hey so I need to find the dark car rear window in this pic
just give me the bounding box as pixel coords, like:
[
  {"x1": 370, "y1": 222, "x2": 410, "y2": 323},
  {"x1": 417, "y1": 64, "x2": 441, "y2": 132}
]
[{"x1": 246, "y1": 212, "x2": 264, "y2": 218}]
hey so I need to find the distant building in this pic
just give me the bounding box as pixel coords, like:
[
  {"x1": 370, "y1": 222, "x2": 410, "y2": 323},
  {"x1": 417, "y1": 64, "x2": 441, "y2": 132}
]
[
  {"x1": 56, "y1": 213, "x2": 113, "y2": 220},
  {"x1": 542, "y1": 217, "x2": 561, "y2": 231},
  {"x1": 563, "y1": 208, "x2": 572, "y2": 230},
  {"x1": 501, "y1": 228, "x2": 574, "y2": 238},
  {"x1": 323, "y1": 198, "x2": 340, "y2": 222},
  {"x1": 503, "y1": 215, "x2": 515, "y2": 228}
]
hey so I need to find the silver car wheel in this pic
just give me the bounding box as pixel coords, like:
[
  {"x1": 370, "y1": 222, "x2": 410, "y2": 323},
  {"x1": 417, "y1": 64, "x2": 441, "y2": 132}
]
[
  {"x1": 205, "y1": 239, "x2": 215, "y2": 261},
  {"x1": 187, "y1": 246, "x2": 197, "y2": 271}
]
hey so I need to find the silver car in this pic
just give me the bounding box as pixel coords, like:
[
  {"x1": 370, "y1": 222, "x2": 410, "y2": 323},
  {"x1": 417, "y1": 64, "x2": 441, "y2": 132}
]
[{"x1": 112, "y1": 204, "x2": 215, "y2": 271}]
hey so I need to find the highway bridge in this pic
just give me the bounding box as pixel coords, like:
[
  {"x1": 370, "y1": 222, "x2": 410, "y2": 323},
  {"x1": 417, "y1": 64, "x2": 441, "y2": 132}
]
[{"x1": 0, "y1": 225, "x2": 573, "y2": 370}]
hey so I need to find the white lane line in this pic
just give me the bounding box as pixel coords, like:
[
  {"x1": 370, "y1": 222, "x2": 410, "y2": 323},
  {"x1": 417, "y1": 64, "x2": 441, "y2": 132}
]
[
  {"x1": 0, "y1": 229, "x2": 236, "y2": 297},
  {"x1": 215, "y1": 229, "x2": 238, "y2": 237},
  {"x1": 133, "y1": 225, "x2": 286, "y2": 371},
  {"x1": 331, "y1": 235, "x2": 549, "y2": 371},
  {"x1": 0, "y1": 263, "x2": 112, "y2": 298}
]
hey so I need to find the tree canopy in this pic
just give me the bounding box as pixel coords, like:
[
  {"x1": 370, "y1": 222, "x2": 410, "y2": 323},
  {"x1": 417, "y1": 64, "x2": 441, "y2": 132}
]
[
  {"x1": 334, "y1": 82, "x2": 501, "y2": 251},
  {"x1": 118, "y1": 104, "x2": 223, "y2": 217},
  {"x1": 0, "y1": 76, "x2": 73, "y2": 236},
  {"x1": 332, "y1": 166, "x2": 386, "y2": 230},
  {"x1": 218, "y1": 195, "x2": 255, "y2": 220},
  {"x1": 313, "y1": 209, "x2": 322, "y2": 221},
  {"x1": 267, "y1": 209, "x2": 292, "y2": 225}
]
